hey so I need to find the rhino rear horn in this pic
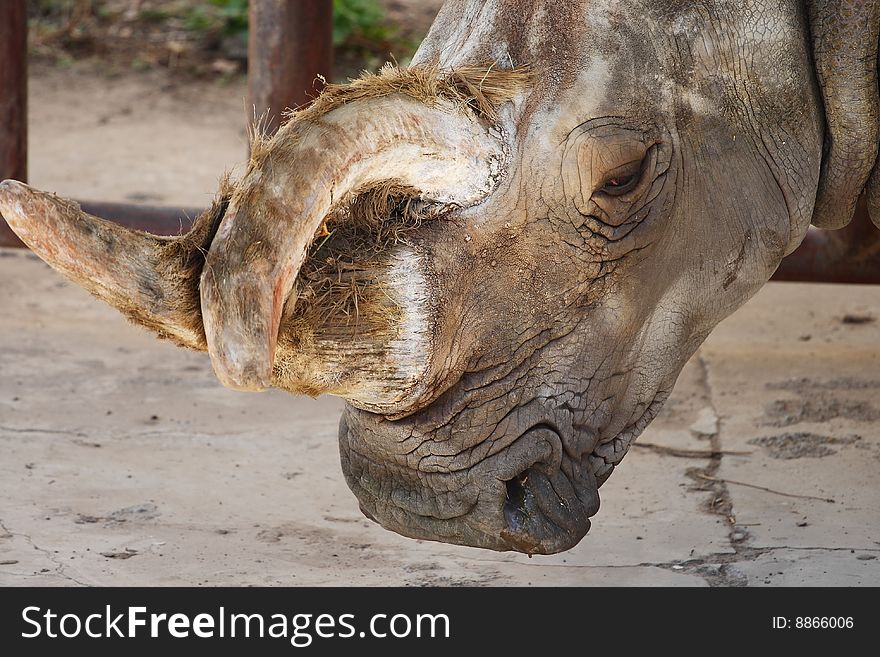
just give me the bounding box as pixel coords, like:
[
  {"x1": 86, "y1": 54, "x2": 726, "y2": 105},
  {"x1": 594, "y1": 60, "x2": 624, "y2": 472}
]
[{"x1": 0, "y1": 179, "x2": 226, "y2": 349}]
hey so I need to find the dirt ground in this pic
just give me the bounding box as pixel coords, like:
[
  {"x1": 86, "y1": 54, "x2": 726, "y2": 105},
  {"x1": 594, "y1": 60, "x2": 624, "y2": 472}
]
[
  {"x1": 1, "y1": 52, "x2": 879, "y2": 586},
  {"x1": 24, "y1": 0, "x2": 447, "y2": 207}
]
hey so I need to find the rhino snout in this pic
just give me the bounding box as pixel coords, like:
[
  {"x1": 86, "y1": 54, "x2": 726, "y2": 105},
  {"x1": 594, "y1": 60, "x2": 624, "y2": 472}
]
[{"x1": 341, "y1": 413, "x2": 601, "y2": 555}]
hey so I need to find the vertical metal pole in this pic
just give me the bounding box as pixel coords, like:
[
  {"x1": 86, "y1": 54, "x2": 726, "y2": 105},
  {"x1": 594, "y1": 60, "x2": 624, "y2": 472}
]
[
  {"x1": 0, "y1": 0, "x2": 27, "y2": 247},
  {"x1": 248, "y1": 0, "x2": 333, "y2": 139}
]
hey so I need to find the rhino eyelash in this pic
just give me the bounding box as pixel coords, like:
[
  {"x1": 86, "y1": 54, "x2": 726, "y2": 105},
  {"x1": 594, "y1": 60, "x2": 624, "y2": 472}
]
[
  {"x1": 597, "y1": 150, "x2": 652, "y2": 198},
  {"x1": 599, "y1": 172, "x2": 640, "y2": 196}
]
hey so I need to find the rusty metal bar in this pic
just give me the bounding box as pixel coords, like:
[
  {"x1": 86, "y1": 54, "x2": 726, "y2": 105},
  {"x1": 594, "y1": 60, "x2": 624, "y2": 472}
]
[
  {"x1": 0, "y1": 201, "x2": 201, "y2": 249},
  {"x1": 77, "y1": 201, "x2": 201, "y2": 235},
  {"x1": 4, "y1": 206, "x2": 880, "y2": 284},
  {"x1": 773, "y1": 202, "x2": 880, "y2": 284},
  {"x1": 0, "y1": 0, "x2": 28, "y2": 248},
  {"x1": 3, "y1": 197, "x2": 879, "y2": 288},
  {"x1": 3, "y1": 0, "x2": 878, "y2": 287},
  {"x1": 248, "y1": 0, "x2": 333, "y2": 137}
]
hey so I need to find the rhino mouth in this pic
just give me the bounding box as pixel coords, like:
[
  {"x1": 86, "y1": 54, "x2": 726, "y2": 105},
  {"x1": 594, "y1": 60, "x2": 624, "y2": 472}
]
[
  {"x1": 500, "y1": 458, "x2": 599, "y2": 554},
  {"x1": 340, "y1": 417, "x2": 599, "y2": 554},
  {"x1": 341, "y1": 390, "x2": 670, "y2": 554}
]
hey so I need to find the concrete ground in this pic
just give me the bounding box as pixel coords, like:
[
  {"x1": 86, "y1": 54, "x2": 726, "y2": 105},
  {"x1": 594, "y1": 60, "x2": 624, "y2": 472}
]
[
  {"x1": 1, "y1": 251, "x2": 878, "y2": 586},
  {"x1": 1, "y1": 63, "x2": 879, "y2": 586}
]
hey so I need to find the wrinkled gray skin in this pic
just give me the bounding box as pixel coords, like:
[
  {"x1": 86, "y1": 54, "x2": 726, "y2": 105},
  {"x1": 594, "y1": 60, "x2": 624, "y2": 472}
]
[
  {"x1": 3, "y1": 0, "x2": 879, "y2": 554},
  {"x1": 341, "y1": 0, "x2": 854, "y2": 553}
]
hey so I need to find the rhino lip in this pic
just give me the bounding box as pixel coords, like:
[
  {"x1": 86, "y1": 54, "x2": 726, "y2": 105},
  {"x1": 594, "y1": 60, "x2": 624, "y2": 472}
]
[
  {"x1": 496, "y1": 392, "x2": 672, "y2": 553},
  {"x1": 498, "y1": 428, "x2": 598, "y2": 554},
  {"x1": 342, "y1": 390, "x2": 670, "y2": 554},
  {"x1": 341, "y1": 412, "x2": 600, "y2": 553},
  {"x1": 500, "y1": 469, "x2": 595, "y2": 554}
]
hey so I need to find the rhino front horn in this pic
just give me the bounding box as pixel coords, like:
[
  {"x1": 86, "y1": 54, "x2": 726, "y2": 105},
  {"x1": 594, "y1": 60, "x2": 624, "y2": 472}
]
[
  {"x1": 200, "y1": 88, "x2": 510, "y2": 392},
  {"x1": 0, "y1": 179, "x2": 226, "y2": 350}
]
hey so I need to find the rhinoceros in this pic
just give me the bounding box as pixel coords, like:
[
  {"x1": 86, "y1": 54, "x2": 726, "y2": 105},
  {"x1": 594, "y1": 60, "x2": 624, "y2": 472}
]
[{"x1": 1, "y1": 0, "x2": 878, "y2": 554}]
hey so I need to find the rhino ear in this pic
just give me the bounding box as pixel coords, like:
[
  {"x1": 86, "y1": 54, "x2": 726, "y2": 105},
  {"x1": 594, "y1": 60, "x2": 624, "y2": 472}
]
[{"x1": 806, "y1": 2, "x2": 880, "y2": 229}]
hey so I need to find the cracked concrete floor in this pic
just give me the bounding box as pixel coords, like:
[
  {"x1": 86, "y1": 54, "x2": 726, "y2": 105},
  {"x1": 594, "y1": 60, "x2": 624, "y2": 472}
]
[
  {"x1": 1, "y1": 249, "x2": 878, "y2": 586},
  {"x1": 3, "y1": 64, "x2": 879, "y2": 586}
]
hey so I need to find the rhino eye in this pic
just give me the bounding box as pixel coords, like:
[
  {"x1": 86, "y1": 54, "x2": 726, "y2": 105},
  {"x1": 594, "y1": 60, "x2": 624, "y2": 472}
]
[
  {"x1": 600, "y1": 173, "x2": 639, "y2": 196},
  {"x1": 598, "y1": 156, "x2": 646, "y2": 197}
]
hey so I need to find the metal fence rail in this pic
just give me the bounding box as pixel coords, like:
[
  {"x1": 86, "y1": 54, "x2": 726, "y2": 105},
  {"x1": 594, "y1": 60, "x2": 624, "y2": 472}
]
[
  {"x1": 1, "y1": 0, "x2": 877, "y2": 283},
  {"x1": 0, "y1": 0, "x2": 332, "y2": 247}
]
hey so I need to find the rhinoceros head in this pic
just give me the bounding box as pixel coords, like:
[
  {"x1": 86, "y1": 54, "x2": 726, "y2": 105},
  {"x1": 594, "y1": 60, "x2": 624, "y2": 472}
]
[{"x1": 4, "y1": 0, "x2": 878, "y2": 553}]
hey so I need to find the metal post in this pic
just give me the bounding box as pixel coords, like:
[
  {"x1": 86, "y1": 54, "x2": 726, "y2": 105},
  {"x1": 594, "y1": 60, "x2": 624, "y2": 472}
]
[
  {"x1": 0, "y1": 0, "x2": 27, "y2": 248},
  {"x1": 4, "y1": 0, "x2": 878, "y2": 286},
  {"x1": 248, "y1": 0, "x2": 333, "y2": 138}
]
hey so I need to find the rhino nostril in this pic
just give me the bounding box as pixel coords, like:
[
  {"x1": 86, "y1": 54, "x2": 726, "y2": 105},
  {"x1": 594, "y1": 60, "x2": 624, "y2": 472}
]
[
  {"x1": 500, "y1": 456, "x2": 597, "y2": 555},
  {"x1": 503, "y1": 469, "x2": 533, "y2": 532}
]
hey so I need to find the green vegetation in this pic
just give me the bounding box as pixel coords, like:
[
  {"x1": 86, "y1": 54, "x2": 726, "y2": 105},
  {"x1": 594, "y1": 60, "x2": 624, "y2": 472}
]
[
  {"x1": 28, "y1": 1, "x2": 415, "y2": 76},
  {"x1": 31, "y1": 0, "x2": 394, "y2": 45},
  {"x1": 332, "y1": 0, "x2": 390, "y2": 47},
  {"x1": 177, "y1": 0, "x2": 394, "y2": 49},
  {"x1": 181, "y1": 0, "x2": 248, "y2": 37}
]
